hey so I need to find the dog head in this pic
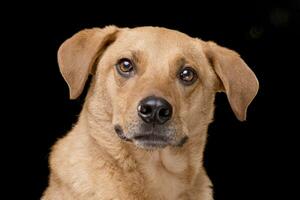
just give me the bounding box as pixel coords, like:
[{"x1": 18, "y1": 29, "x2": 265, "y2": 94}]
[{"x1": 58, "y1": 26, "x2": 259, "y2": 150}]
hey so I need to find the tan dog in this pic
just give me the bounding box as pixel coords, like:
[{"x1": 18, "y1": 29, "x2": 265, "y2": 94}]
[{"x1": 42, "y1": 26, "x2": 259, "y2": 200}]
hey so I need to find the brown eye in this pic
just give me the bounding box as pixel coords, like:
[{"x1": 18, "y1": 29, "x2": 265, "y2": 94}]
[
  {"x1": 178, "y1": 67, "x2": 198, "y2": 85},
  {"x1": 116, "y1": 58, "x2": 134, "y2": 77}
]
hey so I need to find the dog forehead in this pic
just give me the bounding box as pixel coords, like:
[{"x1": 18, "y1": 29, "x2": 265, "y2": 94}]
[
  {"x1": 116, "y1": 27, "x2": 196, "y2": 52},
  {"x1": 130, "y1": 26, "x2": 192, "y2": 40}
]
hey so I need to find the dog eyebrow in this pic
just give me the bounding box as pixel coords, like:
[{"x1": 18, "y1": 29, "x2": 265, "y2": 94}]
[
  {"x1": 174, "y1": 56, "x2": 187, "y2": 66},
  {"x1": 168, "y1": 55, "x2": 188, "y2": 76},
  {"x1": 115, "y1": 50, "x2": 144, "y2": 63},
  {"x1": 129, "y1": 50, "x2": 145, "y2": 64}
]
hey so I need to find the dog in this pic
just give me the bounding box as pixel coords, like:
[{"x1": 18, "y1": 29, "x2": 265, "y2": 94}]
[{"x1": 42, "y1": 26, "x2": 259, "y2": 200}]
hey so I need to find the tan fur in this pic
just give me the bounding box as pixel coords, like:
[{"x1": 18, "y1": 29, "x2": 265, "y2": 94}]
[{"x1": 42, "y1": 26, "x2": 259, "y2": 200}]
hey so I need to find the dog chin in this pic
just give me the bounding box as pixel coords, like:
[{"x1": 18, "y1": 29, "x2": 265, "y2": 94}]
[
  {"x1": 133, "y1": 139, "x2": 169, "y2": 150},
  {"x1": 133, "y1": 135, "x2": 188, "y2": 150},
  {"x1": 131, "y1": 134, "x2": 170, "y2": 150},
  {"x1": 114, "y1": 124, "x2": 188, "y2": 149}
]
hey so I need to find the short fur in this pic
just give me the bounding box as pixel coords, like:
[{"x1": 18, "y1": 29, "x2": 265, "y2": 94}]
[{"x1": 42, "y1": 26, "x2": 259, "y2": 200}]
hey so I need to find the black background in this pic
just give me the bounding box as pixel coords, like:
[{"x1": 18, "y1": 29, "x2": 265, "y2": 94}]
[{"x1": 5, "y1": 1, "x2": 299, "y2": 200}]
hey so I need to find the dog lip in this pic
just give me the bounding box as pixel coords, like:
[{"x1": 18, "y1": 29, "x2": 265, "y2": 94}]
[
  {"x1": 114, "y1": 125, "x2": 132, "y2": 142},
  {"x1": 174, "y1": 136, "x2": 189, "y2": 147}
]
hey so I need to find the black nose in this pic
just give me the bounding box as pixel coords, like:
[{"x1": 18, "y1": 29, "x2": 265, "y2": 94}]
[{"x1": 137, "y1": 96, "x2": 173, "y2": 124}]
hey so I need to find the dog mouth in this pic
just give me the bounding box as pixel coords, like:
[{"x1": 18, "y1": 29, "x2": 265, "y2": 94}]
[
  {"x1": 114, "y1": 125, "x2": 132, "y2": 142},
  {"x1": 114, "y1": 124, "x2": 188, "y2": 149},
  {"x1": 133, "y1": 134, "x2": 169, "y2": 149}
]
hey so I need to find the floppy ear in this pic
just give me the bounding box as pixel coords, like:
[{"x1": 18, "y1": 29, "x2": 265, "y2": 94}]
[
  {"x1": 58, "y1": 26, "x2": 119, "y2": 99},
  {"x1": 204, "y1": 41, "x2": 259, "y2": 121}
]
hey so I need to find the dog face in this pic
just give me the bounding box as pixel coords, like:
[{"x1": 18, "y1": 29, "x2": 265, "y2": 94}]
[{"x1": 58, "y1": 26, "x2": 259, "y2": 150}]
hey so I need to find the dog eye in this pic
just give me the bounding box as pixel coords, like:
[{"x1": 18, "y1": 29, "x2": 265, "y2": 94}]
[
  {"x1": 178, "y1": 67, "x2": 198, "y2": 85},
  {"x1": 116, "y1": 58, "x2": 135, "y2": 77}
]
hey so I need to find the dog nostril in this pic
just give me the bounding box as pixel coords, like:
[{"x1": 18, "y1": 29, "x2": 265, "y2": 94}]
[
  {"x1": 138, "y1": 105, "x2": 152, "y2": 115},
  {"x1": 158, "y1": 108, "x2": 170, "y2": 118}
]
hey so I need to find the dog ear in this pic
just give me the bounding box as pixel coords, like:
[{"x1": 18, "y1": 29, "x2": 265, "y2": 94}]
[
  {"x1": 204, "y1": 41, "x2": 259, "y2": 121},
  {"x1": 58, "y1": 26, "x2": 119, "y2": 99}
]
